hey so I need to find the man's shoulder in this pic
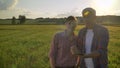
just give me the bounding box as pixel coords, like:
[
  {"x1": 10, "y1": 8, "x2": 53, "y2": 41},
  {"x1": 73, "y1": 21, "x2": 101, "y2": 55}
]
[
  {"x1": 78, "y1": 27, "x2": 86, "y2": 33},
  {"x1": 95, "y1": 24, "x2": 108, "y2": 31},
  {"x1": 95, "y1": 24, "x2": 109, "y2": 36},
  {"x1": 54, "y1": 31, "x2": 64, "y2": 37}
]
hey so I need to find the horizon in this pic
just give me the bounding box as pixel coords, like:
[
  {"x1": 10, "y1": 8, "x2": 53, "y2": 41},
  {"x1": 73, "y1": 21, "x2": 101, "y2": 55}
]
[
  {"x1": 0, "y1": 0, "x2": 120, "y2": 19},
  {"x1": 1, "y1": 15, "x2": 120, "y2": 19}
]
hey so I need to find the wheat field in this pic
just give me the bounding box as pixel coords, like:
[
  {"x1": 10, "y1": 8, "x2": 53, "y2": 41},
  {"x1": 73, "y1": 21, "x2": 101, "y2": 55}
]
[{"x1": 0, "y1": 25, "x2": 120, "y2": 68}]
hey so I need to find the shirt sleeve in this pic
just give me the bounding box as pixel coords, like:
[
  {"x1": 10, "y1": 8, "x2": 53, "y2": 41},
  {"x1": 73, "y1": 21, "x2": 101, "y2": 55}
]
[
  {"x1": 49, "y1": 33, "x2": 59, "y2": 60},
  {"x1": 77, "y1": 30, "x2": 84, "y2": 54},
  {"x1": 97, "y1": 28, "x2": 109, "y2": 64}
]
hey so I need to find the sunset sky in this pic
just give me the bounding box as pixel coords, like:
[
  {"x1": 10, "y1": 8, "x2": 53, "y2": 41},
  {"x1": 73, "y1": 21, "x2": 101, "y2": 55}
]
[{"x1": 0, "y1": 0, "x2": 120, "y2": 19}]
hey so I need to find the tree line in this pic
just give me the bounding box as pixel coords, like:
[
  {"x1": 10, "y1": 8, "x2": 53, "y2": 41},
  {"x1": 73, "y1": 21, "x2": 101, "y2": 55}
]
[
  {"x1": 11, "y1": 15, "x2": 26, "y2": 24},
  {"x1": 11, "y1": 15, "x2": 120, "y2": 25},
  {"x1": 35, "y1": 16, "x2": 120, "y2": 24}
]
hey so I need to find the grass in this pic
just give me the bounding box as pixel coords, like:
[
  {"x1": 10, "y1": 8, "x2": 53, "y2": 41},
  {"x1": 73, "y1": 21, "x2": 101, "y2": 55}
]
[{"x1": 0, "y1": 25, "x2": 120, "y2": 68}]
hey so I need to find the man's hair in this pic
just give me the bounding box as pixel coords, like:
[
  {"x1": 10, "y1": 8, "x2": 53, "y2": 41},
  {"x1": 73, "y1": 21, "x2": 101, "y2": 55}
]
[
  {"x1": 82, "y1": 7, "x2": 96, "y2": 17},
  {"x1": 65, "y1": 16, "x2": 77, "y2": 22}
]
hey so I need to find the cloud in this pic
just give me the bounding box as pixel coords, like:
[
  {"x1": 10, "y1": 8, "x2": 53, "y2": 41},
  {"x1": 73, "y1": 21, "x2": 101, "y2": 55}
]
[
  {"x1": 0, "y1": 0, "x2": 18, "y2": 10},
  {"x1": 0, "y1": 8, "x2": 31, "y2": 19},
  {"x1": 55, "y1": 8, "x2": 81, "y2": 18},
  {"x1": 0, "y1": 7, "x2": 54, "y2": 19},
  {"x1": 16, "y1": 8, "x2": 57, "y2": 18}
]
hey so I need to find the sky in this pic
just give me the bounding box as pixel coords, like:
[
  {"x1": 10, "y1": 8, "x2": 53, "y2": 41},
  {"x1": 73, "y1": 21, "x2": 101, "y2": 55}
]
[{"x1": 0, "y1": 0, "x2": 120, "y2": 19}]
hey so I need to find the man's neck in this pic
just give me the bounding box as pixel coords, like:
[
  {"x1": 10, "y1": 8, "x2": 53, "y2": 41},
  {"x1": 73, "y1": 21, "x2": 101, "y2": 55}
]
[
  {"x1": 86, "y1": 23, "x2": 95, "y2": 29},
  {"x1": 65, "y1": 30, "x2": 74, "y2": 37}
]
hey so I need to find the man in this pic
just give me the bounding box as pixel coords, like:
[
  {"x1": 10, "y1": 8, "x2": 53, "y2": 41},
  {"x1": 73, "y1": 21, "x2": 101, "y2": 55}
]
[
  {"x1": 49, "y1": 16, "x2": 78, "y2": 68},
  {"x1": 76, "y1": 7, "x2": 109, "y2": 68}
]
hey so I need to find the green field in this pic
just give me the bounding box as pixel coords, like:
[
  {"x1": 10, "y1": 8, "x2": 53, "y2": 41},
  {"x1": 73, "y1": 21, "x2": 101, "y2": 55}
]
[{"x1": 0, "y1": 25, "x2": 120, "y2": 68}]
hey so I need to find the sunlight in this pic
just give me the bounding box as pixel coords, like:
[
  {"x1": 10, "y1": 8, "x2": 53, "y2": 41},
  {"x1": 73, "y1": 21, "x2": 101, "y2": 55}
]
[
  {"x1": 95, "y1": 0, "x2": 114, "y2": 9},
  {"x1": 92, "y1": 0, "x2": 115, "y2": 15}
]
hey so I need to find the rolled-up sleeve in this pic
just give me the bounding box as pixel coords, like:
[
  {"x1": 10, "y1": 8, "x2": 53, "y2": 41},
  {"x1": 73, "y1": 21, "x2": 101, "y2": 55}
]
[{"x1": 49, "y1": 34, "x2": 58, "y2": 59}]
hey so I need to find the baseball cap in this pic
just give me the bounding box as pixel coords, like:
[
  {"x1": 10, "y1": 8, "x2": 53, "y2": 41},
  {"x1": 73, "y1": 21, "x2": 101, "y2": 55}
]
[{"x1": 82, "y1": 7, "x2": 96, "y2": 17}]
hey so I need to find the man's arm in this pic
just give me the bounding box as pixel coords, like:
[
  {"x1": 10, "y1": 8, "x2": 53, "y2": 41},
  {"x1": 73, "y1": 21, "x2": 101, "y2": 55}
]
[
  {"x1": 49, "y1": 34, "x2": 58, "y2": 68},
  {"x1": 49, "y1": 58, "x2": 56, "y2": 68},
  {"x1": 83, "y1": 51, "x2": 100, "y2": 58},
  {"x1": 75, "y1": 56, "x2": 81, "y2": 68},
  {"x1": 83, "y1": 28, "x2": 109, "y2": 58}
]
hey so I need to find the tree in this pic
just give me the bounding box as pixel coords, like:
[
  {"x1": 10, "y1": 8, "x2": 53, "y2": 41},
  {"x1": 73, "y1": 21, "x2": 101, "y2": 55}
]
[
  {"x1": 19, "y1": 15, "x2": 26, "y2": 24},
  {"x1": 11, "y1": 16, "x2": 16, "y2": 24}
]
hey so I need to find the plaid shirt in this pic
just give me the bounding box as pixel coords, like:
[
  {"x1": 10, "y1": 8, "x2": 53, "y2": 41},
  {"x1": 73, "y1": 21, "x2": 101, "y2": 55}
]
[
  {"x1": 49, "y1": 31, "x2": 77, "y2": 67},
  {"x1": 77, "y1": 24, "x2": 109, "y2": 68}
]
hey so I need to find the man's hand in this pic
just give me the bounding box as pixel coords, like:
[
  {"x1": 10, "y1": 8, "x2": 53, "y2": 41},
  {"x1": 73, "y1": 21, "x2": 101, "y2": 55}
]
[
  {"x1": 71, "y1": 46, "x2": 80, "y2": 55},
  {"x1": 83, "y1": 51, "x2": 100, "y2": 58}
]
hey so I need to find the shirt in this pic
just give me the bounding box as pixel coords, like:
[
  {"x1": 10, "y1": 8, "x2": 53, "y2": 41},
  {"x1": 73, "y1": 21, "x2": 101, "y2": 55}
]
[
  {"x1": 84, "y1": 29, "x2": 94, "y2": 68},
  {"x1": 78, "y1": 24, "x2": 109, "y2": 68},
  {"x1": 49, "y1": 31, "x2": 77, "y2": 67}
]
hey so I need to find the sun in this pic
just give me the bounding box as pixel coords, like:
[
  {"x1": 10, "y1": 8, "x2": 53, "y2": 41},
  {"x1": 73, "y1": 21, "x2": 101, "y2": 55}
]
[
  {"x1": 95, "y1": 0, "x2": 114, "y2": 9},
  {"x1": 92, "y1": 0, "x2": 115, "y2": 15}
]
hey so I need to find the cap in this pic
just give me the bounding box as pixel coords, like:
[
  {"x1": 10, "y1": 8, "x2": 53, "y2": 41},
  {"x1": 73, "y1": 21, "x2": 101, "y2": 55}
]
[
  {"x1": 65, "y1": 16, "x2": 77, "y2": 23},
  {"x1": 82, "y1": 7, "x2": 96, "y2": 17}
]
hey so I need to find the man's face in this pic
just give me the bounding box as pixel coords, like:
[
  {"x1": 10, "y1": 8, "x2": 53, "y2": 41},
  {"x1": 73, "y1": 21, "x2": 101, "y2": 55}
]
[
  {"x1": 82, "y1": 8, "x2": 96, "y2": 28},
  {"x1": 66, "y1": 21, "x2": 77, "y2": 32},
  {"x1": 83, "y1": 15, "x2": 96, "y2": 28}
]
